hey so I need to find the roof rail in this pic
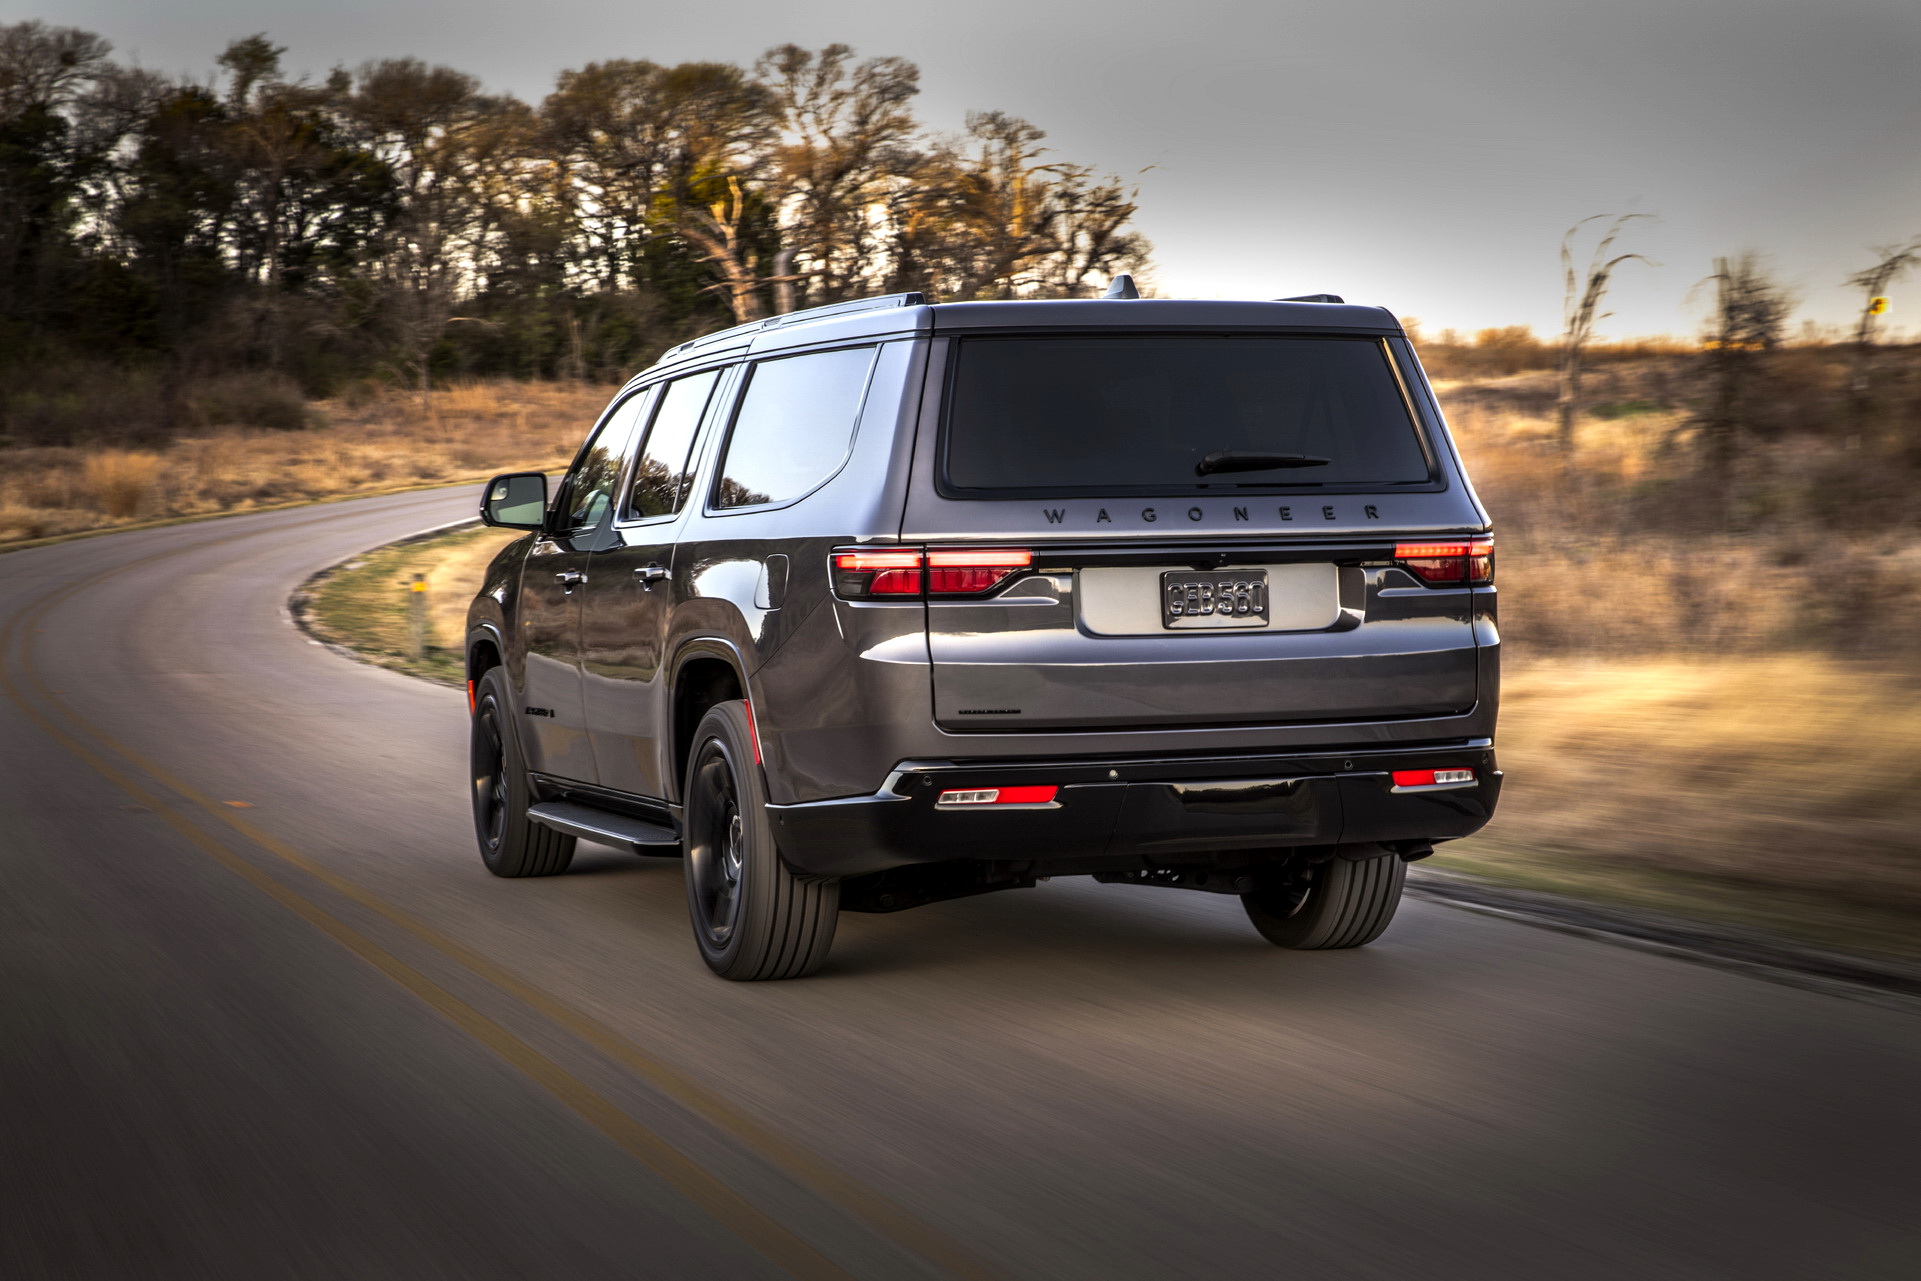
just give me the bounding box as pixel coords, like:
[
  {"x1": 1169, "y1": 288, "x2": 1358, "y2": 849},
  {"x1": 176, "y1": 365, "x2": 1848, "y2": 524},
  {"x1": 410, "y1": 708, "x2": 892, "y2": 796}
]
[
  {"x1": 762, "y1": 291, "x2": 927, "y2": 328},
  {"x1": 660, "y1": 291, "x2": 928, "y2": 361}
]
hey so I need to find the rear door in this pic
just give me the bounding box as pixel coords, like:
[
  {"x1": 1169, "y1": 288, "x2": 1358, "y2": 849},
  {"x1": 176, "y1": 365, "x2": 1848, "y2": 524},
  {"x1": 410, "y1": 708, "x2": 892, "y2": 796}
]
[
  {"x1": 904, "y1": 330, "x2": 1484, "y2": 732},
  {"x1": 580, "y1": 368, "x2": 727, "y2": 797}
]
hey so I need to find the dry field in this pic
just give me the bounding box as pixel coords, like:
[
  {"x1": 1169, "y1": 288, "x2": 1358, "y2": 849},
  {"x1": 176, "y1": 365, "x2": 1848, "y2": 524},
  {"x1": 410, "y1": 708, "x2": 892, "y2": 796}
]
[
  {"x1": 1440, "y1": 376, "x2": 1921, "y2": 660},
  {"x1": 0, "y1": 380, "x2": 612, "y2": 546}
]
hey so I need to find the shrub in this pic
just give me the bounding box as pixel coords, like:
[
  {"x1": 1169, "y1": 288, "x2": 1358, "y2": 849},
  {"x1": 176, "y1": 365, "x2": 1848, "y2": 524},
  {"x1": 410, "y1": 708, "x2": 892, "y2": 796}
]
[
  {"x1": 80, "y1": 450, "x2": 163, "y2": 518},
  {"x1": 190, "y1": 371, "x2": 312, "y2": 432}
]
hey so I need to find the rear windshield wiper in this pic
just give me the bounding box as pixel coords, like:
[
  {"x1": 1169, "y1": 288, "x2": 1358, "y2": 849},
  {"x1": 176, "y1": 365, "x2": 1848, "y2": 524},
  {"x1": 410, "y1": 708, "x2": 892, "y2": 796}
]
[{"x1": 1194, "y1": 450, "x2": 1331, "y2": 476}]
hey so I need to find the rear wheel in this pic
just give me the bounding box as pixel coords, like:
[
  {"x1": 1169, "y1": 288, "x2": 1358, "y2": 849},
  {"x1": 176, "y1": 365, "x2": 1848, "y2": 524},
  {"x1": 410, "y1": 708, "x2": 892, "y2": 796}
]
[
  {"x1": 683, "y1": 701, "x2": 838, "y2": 980},
  {"x1": 470, "y1": 667, "x2": 575, "y2": 877},
  {"x1": 1242, "y1": 847, "x2": 1405, "y2": 949}
]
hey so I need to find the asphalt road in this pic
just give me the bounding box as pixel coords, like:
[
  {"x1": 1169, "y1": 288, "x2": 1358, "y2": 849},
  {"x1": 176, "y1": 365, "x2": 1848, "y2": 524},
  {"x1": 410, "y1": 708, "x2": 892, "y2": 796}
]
[{"x1": 4, "y1": 489, "x2": 1918, "y2": 1281}]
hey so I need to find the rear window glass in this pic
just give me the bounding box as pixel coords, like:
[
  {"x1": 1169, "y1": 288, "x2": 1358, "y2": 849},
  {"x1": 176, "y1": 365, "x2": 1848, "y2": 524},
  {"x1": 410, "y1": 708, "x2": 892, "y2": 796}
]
[
  {"x1": 624, "y1": 370, "x2": 717, "y2": 519},
  {"x1": 712, "y1": 347, "x2": 876, "y2": 509},
  {"x1": 942, "y1": 336, "x2": 1432, "y2": 493}
]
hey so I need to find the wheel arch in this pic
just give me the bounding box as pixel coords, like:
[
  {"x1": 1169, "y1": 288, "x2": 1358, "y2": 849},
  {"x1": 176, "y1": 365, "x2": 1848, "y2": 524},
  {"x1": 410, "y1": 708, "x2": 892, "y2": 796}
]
[
  {"x1": 667, "y1": 638, "x2": 755, "y2": 804},
  {"x1": 466, "y1": 621, "x2": 508, "y2": 688}
]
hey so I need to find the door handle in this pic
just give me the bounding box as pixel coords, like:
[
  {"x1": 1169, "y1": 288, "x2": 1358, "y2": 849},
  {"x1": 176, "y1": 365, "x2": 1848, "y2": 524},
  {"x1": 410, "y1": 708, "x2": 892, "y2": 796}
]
[
  {"x1": 634, "y1": 564, "x2": 669, "y2": 588},
  {"x1": 554, "y1": 570, "x2": 586, "y2": 586}
]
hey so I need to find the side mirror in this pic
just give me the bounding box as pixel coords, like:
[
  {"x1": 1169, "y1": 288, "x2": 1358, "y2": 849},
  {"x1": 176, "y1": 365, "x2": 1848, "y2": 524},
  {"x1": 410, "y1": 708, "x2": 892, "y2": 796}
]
[{"x1": 480, "y1": 472, "x2": 548, "y2": 530}]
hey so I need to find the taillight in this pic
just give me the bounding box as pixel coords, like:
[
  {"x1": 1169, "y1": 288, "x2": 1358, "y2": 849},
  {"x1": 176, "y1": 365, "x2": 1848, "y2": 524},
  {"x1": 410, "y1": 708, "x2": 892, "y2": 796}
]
[
  {"x1": 1393, "y1": 537, "x2": 1494, "y2": 586},
  {"x1": 1391, "y1": 767, "x2": 1476, "y2": 790},
  {"x1": 926, "y1": 548, "x2": 1032, "y2": 596},
  {"x1": 831, "y1": 548, "x2": 1034, "y2": 599},
  {"x1": 936, "y1": 785, "x2": 1059, "y2": 807},
  {"x1": 831, "y1": 550, "x2": 922, "y2": 598}
]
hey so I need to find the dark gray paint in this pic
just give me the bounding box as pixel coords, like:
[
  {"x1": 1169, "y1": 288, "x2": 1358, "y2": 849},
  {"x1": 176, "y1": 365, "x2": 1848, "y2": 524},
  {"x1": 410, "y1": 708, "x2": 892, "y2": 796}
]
[{"x1": 470, "y1": 298, "x2": 1495, "y2": 810}]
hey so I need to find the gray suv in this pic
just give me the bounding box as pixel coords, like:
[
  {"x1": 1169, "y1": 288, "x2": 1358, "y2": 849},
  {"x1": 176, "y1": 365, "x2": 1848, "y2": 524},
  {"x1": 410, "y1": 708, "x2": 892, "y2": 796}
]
[{"x1": 467, "y1": 288, "x2": 1500, "y2": 979}]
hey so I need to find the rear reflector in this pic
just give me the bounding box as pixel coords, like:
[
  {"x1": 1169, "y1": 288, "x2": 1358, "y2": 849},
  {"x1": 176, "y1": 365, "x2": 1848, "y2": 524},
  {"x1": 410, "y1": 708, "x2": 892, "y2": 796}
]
[
  {"x1": 1391, "y1": 768, "x2": 1476, "y2": 788},
  {"x1": 831, "y1": 547, "x2": 1034, "y2": 599},
  {"x1": 936, "y1": 785, "x2": 1059, "y2": 807},
  {"x1": 1393, "y1": 538, "x2": 1494, "y2": 586}
]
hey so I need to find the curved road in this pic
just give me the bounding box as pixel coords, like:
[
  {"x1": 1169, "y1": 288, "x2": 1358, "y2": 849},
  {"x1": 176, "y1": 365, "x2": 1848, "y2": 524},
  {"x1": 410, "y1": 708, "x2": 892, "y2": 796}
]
[{"x1": 3, "y1": 489, "x2": 1917, "y2": 1280}]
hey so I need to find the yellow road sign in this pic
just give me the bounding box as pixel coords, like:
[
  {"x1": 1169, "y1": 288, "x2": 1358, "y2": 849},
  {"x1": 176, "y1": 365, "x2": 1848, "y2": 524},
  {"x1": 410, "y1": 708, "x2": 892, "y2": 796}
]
[{"x1": 1869, "y1": 296, "x2": 1890, "y2": 315}]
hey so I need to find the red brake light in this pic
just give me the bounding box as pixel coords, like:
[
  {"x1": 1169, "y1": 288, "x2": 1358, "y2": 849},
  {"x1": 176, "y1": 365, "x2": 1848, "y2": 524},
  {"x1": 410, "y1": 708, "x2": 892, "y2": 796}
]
[
  {"x1": 832, "y1": 548, "x2": 1034, "y2": 599},
  {"x1": 1394, "y1": 538, "x2": 1493, "y2": 586},
  {"x1": 926, "y1": 548, "x2": 1033, "y2": 596},
  {"x1": 832, "y1": 550, "x2": 922, "y2": 597}
]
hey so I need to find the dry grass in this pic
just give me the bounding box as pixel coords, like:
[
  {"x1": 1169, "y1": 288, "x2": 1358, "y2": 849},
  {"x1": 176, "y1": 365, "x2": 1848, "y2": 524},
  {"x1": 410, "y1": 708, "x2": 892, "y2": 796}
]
[
  {"x1": 300, "y1": 524, "x2": 524, "y2": 684},
  {"x1": 1438, "y1": 656, "x2": 1921, "y2": 959},
  {"x1": 80, "y1": 451, "x2": 164, "y2": 518},
  {"x1": 1441, "y1": 382, "x2": 1921, "y2": 661},
  {"x1": 0, "y1": 379, "x2": 609, "y2": 546}
]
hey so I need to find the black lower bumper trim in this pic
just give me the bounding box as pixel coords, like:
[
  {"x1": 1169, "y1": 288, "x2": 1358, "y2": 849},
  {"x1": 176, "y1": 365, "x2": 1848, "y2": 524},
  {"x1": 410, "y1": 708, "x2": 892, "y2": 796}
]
[{"x1": 768, "y1": 745, "x2": 1501, "y2": 878}]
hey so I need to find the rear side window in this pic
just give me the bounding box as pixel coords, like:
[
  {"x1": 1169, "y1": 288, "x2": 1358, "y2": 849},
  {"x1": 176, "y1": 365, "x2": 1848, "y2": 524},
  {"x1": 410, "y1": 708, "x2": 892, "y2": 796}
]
[
  {"x1": 624, "y1": 370, "x2": 718, "y2": 519},
  {"x1": 942, "y1": 335, "x2": 1432, "y2": 494},
  {"x1": 712, "y1": 347, "x2": 876, "y2": 510}
]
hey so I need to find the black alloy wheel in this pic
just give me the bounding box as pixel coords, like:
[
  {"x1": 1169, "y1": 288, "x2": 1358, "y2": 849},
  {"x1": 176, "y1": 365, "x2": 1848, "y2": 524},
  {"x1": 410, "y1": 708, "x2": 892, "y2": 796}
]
[
  {"x1": 682, "y1": 700, "x2": 838, "y2": 980},
  {"x1": 469, "y1": 667, "x2": 574, "y2": 877}
]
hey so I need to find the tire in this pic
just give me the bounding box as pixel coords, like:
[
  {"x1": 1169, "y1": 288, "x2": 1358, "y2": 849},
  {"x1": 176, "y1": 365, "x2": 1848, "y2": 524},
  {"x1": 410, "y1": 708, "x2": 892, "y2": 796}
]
[
  {"x1": 469, "y1": 666, "x2": 575, "y2": 877},
  {"x1": 682, "y1": 701, "x2": 838, "y2": 980},
  {"x1": 1242, "y1": 846, "x2": 1405, "y2": 949}
]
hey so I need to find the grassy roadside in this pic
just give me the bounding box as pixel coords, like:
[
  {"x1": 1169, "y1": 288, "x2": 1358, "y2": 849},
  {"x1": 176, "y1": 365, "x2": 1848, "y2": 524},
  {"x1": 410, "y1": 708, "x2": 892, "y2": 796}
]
[
  {"x1": 1435, "y1": 658, "x2": 1921, "y2": 961},
  {"x1": 307, "y1": 525, "x2": 1921, "y2": 965},
  {"x1": 294, "y1": 522, "x2": 525, "y2": 686}
]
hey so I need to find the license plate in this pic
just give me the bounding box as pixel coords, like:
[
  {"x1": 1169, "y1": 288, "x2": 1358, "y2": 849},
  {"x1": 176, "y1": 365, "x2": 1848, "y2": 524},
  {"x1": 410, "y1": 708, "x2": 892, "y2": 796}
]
[{"x1": 1162, "y1": 571, "x2": 1269, "y2": 629}]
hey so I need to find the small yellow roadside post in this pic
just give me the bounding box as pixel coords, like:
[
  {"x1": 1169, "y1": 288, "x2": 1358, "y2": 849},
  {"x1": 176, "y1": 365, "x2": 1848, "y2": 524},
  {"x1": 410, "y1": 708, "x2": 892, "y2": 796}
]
[{"x1": 408, "y1": 572, "x2": 428, "y2": 660}]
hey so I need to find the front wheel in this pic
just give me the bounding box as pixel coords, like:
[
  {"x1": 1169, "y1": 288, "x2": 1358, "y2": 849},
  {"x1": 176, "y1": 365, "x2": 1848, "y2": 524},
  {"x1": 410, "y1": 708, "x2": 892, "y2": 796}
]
[
  {"x1": 1242, "y1": 847, "x2": 1405, "y2": 949},
  {"x1": 682, "y1": 701, "x2": 838, "y2": 980},
  {"x1": 470, "y1": 667, "x2": 575, "y2": 877}
]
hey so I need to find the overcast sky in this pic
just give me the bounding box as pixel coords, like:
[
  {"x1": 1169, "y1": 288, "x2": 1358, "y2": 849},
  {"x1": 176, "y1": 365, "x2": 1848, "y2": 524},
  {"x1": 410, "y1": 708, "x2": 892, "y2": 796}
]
[{"x1": 25, "y1": 0, "x2": 1921, "y2": 338}]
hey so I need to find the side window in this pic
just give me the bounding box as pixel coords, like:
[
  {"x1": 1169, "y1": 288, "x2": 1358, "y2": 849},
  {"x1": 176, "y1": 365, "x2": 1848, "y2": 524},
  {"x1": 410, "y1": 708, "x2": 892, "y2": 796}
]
[
  {"x1": 624, "y1": 369, "x2": 720, "y2": 520},
  {"x1": 559, "y1": 391, "x2": 649, "y2": 530},
  {"x1": 712, "y1": 347, "x2": 876, "y2": 510}
]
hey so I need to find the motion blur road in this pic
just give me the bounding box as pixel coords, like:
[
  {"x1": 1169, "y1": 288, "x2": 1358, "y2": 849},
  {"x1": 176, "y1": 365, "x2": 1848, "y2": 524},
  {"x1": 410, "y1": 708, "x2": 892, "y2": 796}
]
[{"x1": 4, "y1": 488, "x2": 1918, "y2": 1280}]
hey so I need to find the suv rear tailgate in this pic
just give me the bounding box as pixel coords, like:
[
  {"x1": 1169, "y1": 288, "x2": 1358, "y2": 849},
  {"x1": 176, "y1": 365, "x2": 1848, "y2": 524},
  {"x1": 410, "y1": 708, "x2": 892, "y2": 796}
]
[{"x1": 926, "y1": 541, "x2": 1477, "y2": 732}]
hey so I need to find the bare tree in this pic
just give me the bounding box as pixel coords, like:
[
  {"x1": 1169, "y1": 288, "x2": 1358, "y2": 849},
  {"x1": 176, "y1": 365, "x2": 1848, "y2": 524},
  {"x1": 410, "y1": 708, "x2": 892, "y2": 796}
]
[
  {"x1": 1556, "y1": 213, "x2": 1651, "y2": 456},
  {"x1": 756, "y1": 44, "x2": 920, "y2": 307},
  {"x1": 1844, "y1": 239, "x2": 1920, "y2": 409},
  {"x1": 1697, "y1": 253, "x2": 1791, "y2": 497},
  {"x1": 347, "y1": 58, "x2": 522, "y2": 403},
  {"x1": 652, "y1": 62, "x2": 777, "y2": 324},
  {"x1": 0, "y1": 20, "x2": 111, "y2": 121}
]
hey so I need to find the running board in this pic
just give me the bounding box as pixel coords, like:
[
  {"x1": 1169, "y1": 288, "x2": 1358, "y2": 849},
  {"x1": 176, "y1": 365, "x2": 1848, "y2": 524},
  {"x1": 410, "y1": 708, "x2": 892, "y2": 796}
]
[{"x1": 527, "y1": 801, "x2": 681, "y2": 856}]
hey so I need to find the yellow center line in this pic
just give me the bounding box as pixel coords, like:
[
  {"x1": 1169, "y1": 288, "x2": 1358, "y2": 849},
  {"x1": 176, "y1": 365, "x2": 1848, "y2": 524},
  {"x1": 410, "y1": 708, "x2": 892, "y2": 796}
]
[
  {"x1": 1, "y1": 517, "x2": 1001, "y2": 1281},
  {"x1": 1, "y1": 577, "x2": 855, "y2": 1281}
]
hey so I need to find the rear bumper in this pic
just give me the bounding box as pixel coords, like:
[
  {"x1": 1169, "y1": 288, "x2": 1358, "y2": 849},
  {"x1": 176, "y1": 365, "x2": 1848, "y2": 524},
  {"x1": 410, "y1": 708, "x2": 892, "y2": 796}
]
[{"x1": 767, "y1": 742, "x2": 1501, "y2": 878}]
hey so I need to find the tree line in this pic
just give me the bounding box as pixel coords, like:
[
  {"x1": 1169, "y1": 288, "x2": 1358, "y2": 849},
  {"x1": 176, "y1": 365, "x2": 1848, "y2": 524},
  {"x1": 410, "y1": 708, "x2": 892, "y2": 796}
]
[{"x1": 0, "y1": 21, "x2": 1149, "y2": 439}]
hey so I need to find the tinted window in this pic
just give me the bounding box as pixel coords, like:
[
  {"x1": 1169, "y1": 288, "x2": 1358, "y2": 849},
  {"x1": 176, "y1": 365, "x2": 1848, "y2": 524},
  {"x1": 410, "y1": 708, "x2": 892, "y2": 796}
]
[
  {"x1": 713, "y1": 347, "x2": 875, "y2": 509},
  {"x1": 942, "y1": 336, "x2": 1431, "y2": 493},
  {"x1": 561, "y1": 393, "x2": 649, "y2": 528},
  {"x1": 625, "y1": 371, "x2": 718, "y2": 519}
]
